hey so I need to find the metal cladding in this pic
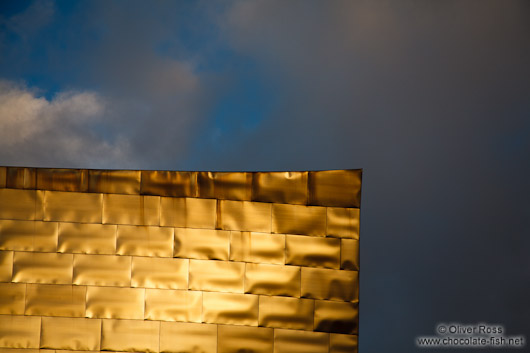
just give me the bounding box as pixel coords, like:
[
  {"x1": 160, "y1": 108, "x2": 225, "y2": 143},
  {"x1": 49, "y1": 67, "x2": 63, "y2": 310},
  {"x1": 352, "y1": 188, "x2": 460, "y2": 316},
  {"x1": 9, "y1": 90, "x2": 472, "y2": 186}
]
[{"x1": 0, "y1": 166, "x2": 361, "y2": 353}]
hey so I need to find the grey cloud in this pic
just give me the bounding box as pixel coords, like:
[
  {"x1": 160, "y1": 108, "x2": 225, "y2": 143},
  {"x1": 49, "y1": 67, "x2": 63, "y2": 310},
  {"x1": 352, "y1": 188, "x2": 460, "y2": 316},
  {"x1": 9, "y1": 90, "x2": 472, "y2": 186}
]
[{"x1": 0, "y1": 80, "x2": 132, "y2": 168}]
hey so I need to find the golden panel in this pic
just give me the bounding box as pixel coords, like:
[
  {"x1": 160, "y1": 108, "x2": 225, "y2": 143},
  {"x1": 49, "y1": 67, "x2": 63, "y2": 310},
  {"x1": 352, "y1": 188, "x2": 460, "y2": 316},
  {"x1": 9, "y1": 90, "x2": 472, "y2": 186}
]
[
  {"x1": 145, "y1": 289, "x2": 202, "y2": 322},
  {"x1": 6, "y1": 167, "x2": 36, "y2": 189},
  {"x1": 141, "y1": 170, "x2": 197, "y2": 197},
  {"x1": 174, "y1": 228, "x2": 229, "y2": 260},
  {"x1": 198, "y1": 171, "x2": 252, "y2": 201},
  {"x1": 341, "y1": 239, "x2": 359, "y2": 271},
  {"x1": 189, "y1": 259, "x2": 244, "y2": 293},
  {"x1": 309, "y1": 169, "x2": 362, "y2": 208},
  {"x1": 160, "y1": 197, "x2": 216, "y2": 229},
  {"x1": 88, "y1": 169, "x2": 141, "y2": 194},
  {"x1": 218, "y1": 200, "x2": 271, "y2": 233},
  {"x1": 117, "y1": 225, "x2": 173, "y2": 257},
  {"x1": 274, "y1": 329, "x2": 329, "y2": 353},
  {"x1": 86, "y1": 286, "x2": 145, "y2": 320},
  {"x1": 327, "y1": 207, "x2": 359, "y2": 239},
  {"x1": 43, "y1": 191, "x2": 102, "y2": 223},
  {"x1": 0, "y1": 283, "x2": 25, "y2": 315},
  {"x1": 0, "y1": 315, "x2": 41, "y2": 348},
  {"x1": 0, "y1": 189, "x2": 43, "y2": 221},
  {"x1": 330, "y1": 333, "x2": 358, "y2": 353},
  {"x1": 285, "y1": 235, "x2": 340, "y2": 269},
  {"x1": 301, "y1": 268, "x2": 358, "y2": 302},
  {"x1": 73, "y1": 254, "x2": 131, "y2": 287},
  {"x1": 25, "y1": 284, "x2": 85, "y2": 317},
  {"x1": 230, "y1": 231, "x2": 285, "y2": 265},
  {"x1": 58, "y1": 222, "x2": 116, "y2": 255},
  {"x1": 103, "y1": 194, "x2": 160, "y2": 226},
  {"x1": 101, "y1": 319, "x2": 159, "y2": 353},
  {"x1": 202, "y1": 292, "x2": 258, "y2": 326},
  {"x1": 244, "y1": 263, "x2": 300, "y2": 297},
  {"x1": 314, "y1": 300, "x2": 359, "y2": 334},
  {"x1": 160, "y1": 322, "x2": 217, "y2": 353},
  {"x1": 40, "y1": 316, "x2": 101, "y2": 351},
  {"x1": 258, "y1": 296, "x2": 314, "y2": 330},
  {"x1": 36, "y1": 168, "x2": 88, "y2": 192},
  {"x1": 272, "y1": 204, "x2": 326, "y2": 236},
  {"x1": 0, "y1": 251, "x2": 13, "y2": 282},
  {"x1": 218, "y1": 325, "x2": 273, "y2": 353},
  {"x1": 12, "y1": 252, "x2": 73, "y2": 284},
  {"x1": 0, "y1": 220, "x2": 57, "y2": 252},
  {"x1": 253, "y1": 171, "x2": 308, "y2": 205},
  {"x1": 131, "y1": 256, "x2": 188, "y2": 289},
  {"x1": 0, "y1": 167, "x2": 6, "y2": 188}
]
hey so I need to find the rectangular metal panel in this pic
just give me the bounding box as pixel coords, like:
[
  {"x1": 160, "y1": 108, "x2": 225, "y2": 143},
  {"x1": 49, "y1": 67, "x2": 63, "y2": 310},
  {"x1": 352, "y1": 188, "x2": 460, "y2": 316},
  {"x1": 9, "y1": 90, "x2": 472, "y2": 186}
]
[
  {"x1": 25, "y1": 284, "x2": 86, "y2": 317},
  {"x1": 202, "y1": 292, "x2": 258, "y2": 326},
  {"x1": 253, "y1": 171, "x2": 308, "y2": 205},
  {"x1": 285, "y1": 235, "x2": 340, "y2": 269},
  {"x1": 159, "y1": 322, "x2": 217, "y2": 353},
  {"x1": 88, "y1": 169, "x2": 141, "y2": 194},
  {"x1": 272, "y1": 203, "x2": 326, "y2": 236},
  {"x1": 218, "y1": 200, "x2": 271, "y2": 233},
  {"x1": 174, "y1": 228, "x2": 229, "y2": 261},
  {"x1": 0, "y1": 314, "x2": 41, "y2": 348},
  {"x1": 160, "y1": 197, "x2": 216, "y2": 229},
  {"x1": 341, "y1": 239, "x2": 359, "y2": 271},
  {"x1": 6, "y1": 167, "x2": 36, "y2": 189},
  {"x1": 189, "y1": 259, "x2": 244, "y2": 293},
  {"x1": 244, "y1": 263, "x2": 300, "y2": 297},
  {"x1": 0, "y1": 189, "x2": 43, "y2": 221},
  {"x1": 301, "y1": 268, "x2": 358, "y2": 302},
  {"x1": 40, "y1": 316, "x2": 101, "y2": 351},
  {"x1": 0, "y1": 220, "x2": 57, "y2": 252},
  {"x1": 330, "y1": 334, "x2": 358, "y2": 353},
  {"x1": 309, "y1": 169, "x2": 361, "y2": 208},
  {"x1": 36, "y1": 169, "x2": 88, "y2": 192},
  {"x1": 230, "y1": 231, "x2": 285, "y2": 265},
  {"x1": 103, "y1": 194, "x2": 160, "y2": 226},
  {"x1": 327, "y1": 207, "x2": 359, "y2": 239},
  {"x1": 101, "y1": 319, "x2": 159, "y2": 353},
  {"x1": 259, "y1": 296, "x2": 314, "y2": 330},
  {"x1": 218, "y1": 325, "x2": 273, "y2": 353},
  {"x1": 58, "y1": 222, "x2": 116, "y2": 255},
  {"x1": 273, "y1": 329, "x2": 329, "y2": 353},
  {"x1": 117, "y1": 225, "x2": 173, "y2": 257},
  {"x1": 0, "y1": 250, "x2": 13, "y2": 282},
  {"x1": 0, "y1": 283, "x2": 25, "y2": 315},
  {"x1": 131, "y1": 256, "x2": 188, "y2": 289},
  {"x1": 145, "y1": 288, "x2": 202, "y2": 322},
  {"x1": 13, "y1": 252, "x2": 73, "y2": 284},
  {"x1": 73, "y1": 254, "x2": 131, "y2": 287},
  {"x1": 314, "y1": 300, "x2": 359, "y2": 334},
  {"x1": 0, "y1": 167, "x2": 6, "y2": 188},
  {"x1": 141, "y1": 170, "x2": 197, "y2": 197},
  {"x1": 86, "y1": 286, "x2": 145, "y2": 320},
  {"x1": 198, "y1": 171, "x2": 252, "y2": 201},
  {"x1": 43, "y1": 191, "x2": 102, "y2": 223}
]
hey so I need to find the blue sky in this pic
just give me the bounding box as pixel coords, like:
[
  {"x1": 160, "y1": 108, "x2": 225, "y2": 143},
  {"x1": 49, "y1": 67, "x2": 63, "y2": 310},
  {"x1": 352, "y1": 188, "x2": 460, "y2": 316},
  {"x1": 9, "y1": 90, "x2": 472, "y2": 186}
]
[{"x1": 1, "y1": 1, "x2": 530, "y2": 351}]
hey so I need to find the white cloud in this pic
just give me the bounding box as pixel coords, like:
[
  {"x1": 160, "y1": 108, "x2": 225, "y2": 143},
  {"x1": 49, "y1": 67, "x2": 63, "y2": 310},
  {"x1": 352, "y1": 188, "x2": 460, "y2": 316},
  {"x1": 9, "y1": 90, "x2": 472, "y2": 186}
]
[{"x1": 0, "y1": 80, "x2": 131, "y2": 168}]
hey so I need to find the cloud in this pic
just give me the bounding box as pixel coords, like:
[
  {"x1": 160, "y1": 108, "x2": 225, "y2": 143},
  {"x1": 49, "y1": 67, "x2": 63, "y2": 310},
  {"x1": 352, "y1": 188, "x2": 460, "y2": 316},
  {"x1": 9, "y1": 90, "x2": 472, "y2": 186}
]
[
  {"x1": 0, "y1": 80, "x2": 131, "y2": 168},
  {"x1": 2, "y1": 0, "x2": 55, "y2": 40}
]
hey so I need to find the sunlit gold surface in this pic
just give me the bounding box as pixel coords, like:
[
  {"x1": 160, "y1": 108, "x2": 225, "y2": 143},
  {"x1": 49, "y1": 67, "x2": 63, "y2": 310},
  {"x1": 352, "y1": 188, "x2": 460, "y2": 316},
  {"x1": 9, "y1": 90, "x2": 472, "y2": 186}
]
[
  {"x1": 0, "y1": 167, "x2": 361, "y2": 353},
  {"x1": 0, "y1": 220, "x2": 57, "y2": 252},
  {"x1": 174, "y1": 228, "x2": 229, "y2": 260},
  {"x1": 40, "y1": 317, "x2": 101, "y2": 351}
]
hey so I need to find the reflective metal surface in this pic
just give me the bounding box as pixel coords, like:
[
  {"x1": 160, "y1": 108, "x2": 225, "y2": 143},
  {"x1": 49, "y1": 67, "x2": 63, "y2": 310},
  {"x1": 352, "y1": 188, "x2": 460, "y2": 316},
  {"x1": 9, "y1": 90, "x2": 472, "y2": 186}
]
[{"x1": 0, "y1": 167, "x2": 361, "y2": 353}]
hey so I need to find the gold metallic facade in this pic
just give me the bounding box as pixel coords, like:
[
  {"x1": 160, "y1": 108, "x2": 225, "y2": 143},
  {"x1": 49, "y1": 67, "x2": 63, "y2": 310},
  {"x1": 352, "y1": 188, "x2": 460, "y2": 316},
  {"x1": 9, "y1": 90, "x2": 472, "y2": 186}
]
[{"x1": 0, "y1": 167, "x2": 361, "y2": 353}]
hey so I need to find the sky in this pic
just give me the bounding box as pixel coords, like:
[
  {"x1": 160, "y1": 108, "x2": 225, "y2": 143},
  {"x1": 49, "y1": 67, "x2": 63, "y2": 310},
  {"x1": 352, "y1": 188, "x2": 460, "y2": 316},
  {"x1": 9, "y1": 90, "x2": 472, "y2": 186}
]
[{"x1": 1, "y1": 0, "x2": 529, "y2": 351}]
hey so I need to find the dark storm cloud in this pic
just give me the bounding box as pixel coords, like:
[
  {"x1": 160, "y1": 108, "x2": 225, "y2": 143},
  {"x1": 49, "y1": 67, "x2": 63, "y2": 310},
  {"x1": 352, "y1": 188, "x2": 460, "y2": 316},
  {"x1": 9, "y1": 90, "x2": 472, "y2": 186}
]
[{"x1": 203, "y1": 1, "x2": 529, "y2": 351}]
